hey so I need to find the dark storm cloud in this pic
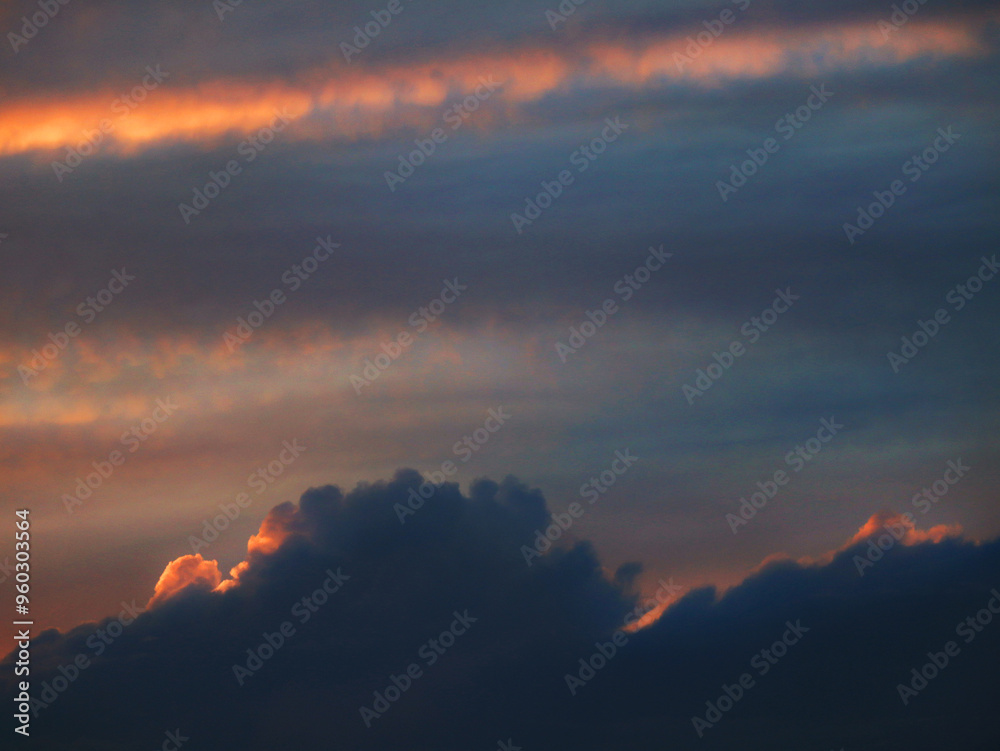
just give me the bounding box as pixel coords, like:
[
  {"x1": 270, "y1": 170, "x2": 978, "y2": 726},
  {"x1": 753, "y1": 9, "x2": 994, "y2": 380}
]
[
  {"x1": 4, "y1": 471, "x2": 998, "y2": 750},
  {"x1": 2, "y1": 3, "x2": 999, "y2": 732}
]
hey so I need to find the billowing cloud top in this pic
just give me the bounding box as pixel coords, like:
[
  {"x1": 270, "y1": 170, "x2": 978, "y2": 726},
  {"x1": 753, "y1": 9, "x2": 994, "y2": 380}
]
[
  {"x1": 5, "y1": 471, "x2": 999, "y2": 750},
  {"x1": 2, "y1": 3, "x2": 1000, "y2": 746}
]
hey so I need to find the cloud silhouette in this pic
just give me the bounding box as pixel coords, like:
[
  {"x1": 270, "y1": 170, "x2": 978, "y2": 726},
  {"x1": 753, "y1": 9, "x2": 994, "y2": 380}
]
[{"x1": 4, "y1": 470, "x2": 999, "y2": 750}]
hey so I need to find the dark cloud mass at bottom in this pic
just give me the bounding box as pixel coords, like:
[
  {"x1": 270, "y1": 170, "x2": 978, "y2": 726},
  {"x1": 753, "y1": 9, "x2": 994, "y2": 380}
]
[
  {"x1": 2, "y1": 0, "x2": 1000, "y2": 746},
  {"x1": 5, "y1": 471, "x2": 998, "y2": 751}
]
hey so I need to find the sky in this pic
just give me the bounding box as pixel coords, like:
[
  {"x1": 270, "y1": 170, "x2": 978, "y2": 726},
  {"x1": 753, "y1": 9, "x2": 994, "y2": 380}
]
[{"x1": 1, "y1": 0, "x2": 999, "y2": 748}]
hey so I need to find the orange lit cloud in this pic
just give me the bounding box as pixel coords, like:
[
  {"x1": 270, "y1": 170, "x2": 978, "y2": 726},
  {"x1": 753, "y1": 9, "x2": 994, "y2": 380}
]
[
  {"x1": 0, "y1": 17, "x2": 989, "y2": 158},
  {"x1": 148, "y1": 554, "x2": 223, "y2": 608},
  {"x1": 148, "y1": 503, "x2": 296, "y2": 604},
  {"x1": 215, "y1": 503, "x2": 296, "y2": 593},
  {"x1": 622, "y1": 583, "x2": 687, "y2": 633},
  {"x1": 0, "y1": 318, "x2": 558, "y2": 500},
  {"x1": 754, "y1": 510, "x2": 965, "y2": 573},
  {"x1": 843, "y1": 509, "x2": 963, "y2": 548},
  {"x1": 633, "y1": 511, "x2": 968, "y2": 631},
  {"x1": 0, "y1": 318, "x2": 534, "y2": 433},
  {"x1": 598, "y1": 18, "x2": 986, "y2": 86}
]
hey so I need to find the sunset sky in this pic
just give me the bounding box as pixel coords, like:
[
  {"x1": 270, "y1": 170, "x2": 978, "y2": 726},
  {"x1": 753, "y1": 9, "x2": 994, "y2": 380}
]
[{"x1": 2, "y1": 1, "x2": 999, "y2": 748}]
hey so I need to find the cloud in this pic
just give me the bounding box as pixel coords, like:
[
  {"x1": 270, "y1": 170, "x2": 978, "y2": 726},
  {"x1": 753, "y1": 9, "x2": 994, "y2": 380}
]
[
  {"x1": 844, "y1": 509, "x2": 964, "y2": 547},
  {"x1": 214, "y1": 501, "x2": 296, "y2": 593},
  {"x1": 0, "y1": 16, "x2": 990, "y2": 158},
  {"x1": 147, "y1": 553, "x2": 222, "y2": 608},
  {"x1": 751, "y1": 510, "x2": 967, "y2": 572},
  {"x1": 5, "y1": 471, "x2": 999, "y2": 750}
]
